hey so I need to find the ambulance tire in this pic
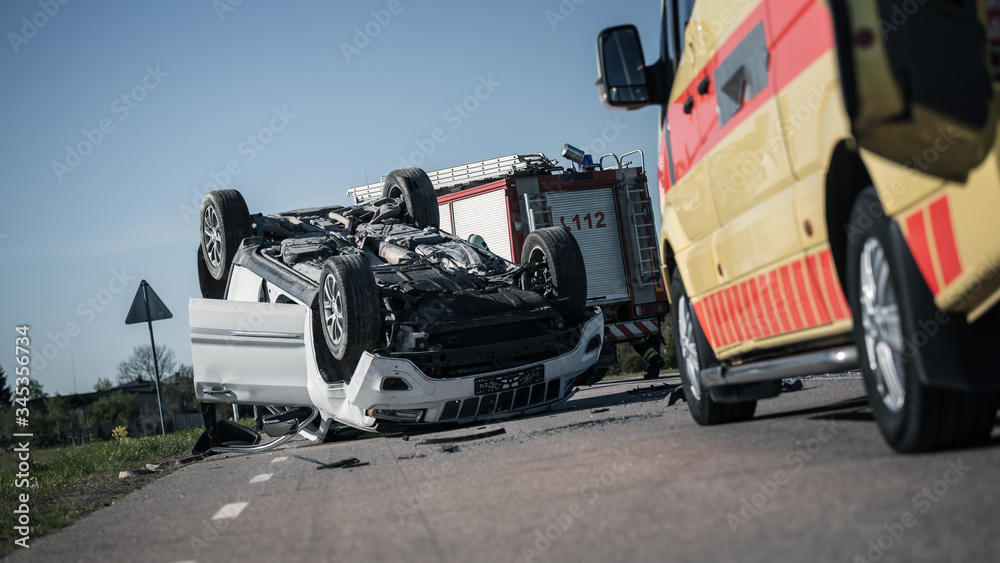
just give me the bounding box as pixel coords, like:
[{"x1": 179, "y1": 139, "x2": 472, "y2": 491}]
[
  {"x1": 846, "y1": 187, "x2": 999, "y2": 452},
  {"x1": 670, "y1": 269, "x2": 756, "y2": 425},
  {"x1": 382, "y1": 168, "x2": 440, "y2": 229}
]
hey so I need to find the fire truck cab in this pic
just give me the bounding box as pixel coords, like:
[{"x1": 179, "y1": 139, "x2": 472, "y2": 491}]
[{"x1": 349, "y1": 150, "x2": 670, "y2": 382}]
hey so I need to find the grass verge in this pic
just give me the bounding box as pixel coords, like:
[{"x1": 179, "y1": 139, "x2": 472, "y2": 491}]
[{"x1": 0, "y1": 428, "x2": 200, "y2": 556}]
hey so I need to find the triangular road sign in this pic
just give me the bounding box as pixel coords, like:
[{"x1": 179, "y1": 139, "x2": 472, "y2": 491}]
[{"x1": 125, "y1": 280, "x2": 173, "y2": 325}]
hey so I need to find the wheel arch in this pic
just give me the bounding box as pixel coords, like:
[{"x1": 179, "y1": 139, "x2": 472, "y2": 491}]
[
  {"x1": 660, "y1": 236, "x2": 677, "y2": 304},
  {"x1": 825, "y1": 140, "x2": 872, "y2": 294}
]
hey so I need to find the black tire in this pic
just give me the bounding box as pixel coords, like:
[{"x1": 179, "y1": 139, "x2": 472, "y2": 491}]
[
  {"x1": 670, "y1": 268, "x2": 757, "y2": 425},
  {"x1": 318, "y1": 255, "x2": 382, "y2": 368},
  {"x1": 521, "y1": 227, "x2": 587, "y2": 325},
  {"x1": 846, "y1": 187, "x2": 999, "y2": 452},
  {"x1": 382, "y1": 168, "x2": 439, "y2": 229},
  {"x1": 200, "y1": 189, "x2": 254, "y2": 281},
  {"x1": 197, "y1": 245, "x2": 227, "y2": 299}
]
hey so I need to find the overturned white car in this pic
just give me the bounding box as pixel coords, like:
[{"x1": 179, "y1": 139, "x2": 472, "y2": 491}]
[{"x1": 189, "y1": 168, "x2": 603, "y2": 449}]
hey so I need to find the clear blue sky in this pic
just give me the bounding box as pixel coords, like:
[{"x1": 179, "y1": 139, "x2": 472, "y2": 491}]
[{"x1": 0, "y1": 0, "x2": 662, "y2": 397}]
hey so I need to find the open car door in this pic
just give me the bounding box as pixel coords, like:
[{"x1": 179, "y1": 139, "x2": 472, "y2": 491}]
[
  {"x1": 189, "y1": 298, "x2": 313, "y2": 407},
  {"x1": 831, "y1": 0, "x2": 998, "y2": 181}
]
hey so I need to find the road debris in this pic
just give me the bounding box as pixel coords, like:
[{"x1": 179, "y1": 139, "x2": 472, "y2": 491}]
[
  {"x1": 118, "y1": 454, "x2": 204, "y2": 478},
  {"x1": 665, "y1": 386, "x2": 686, "y2": 407},
  {"x1": 294, "y1": 454, "x2": 369, "y2": 469},
  {"x1": 440, "y1": 444, "x2": 461, "y2": 453},
  {"x1": 627, "y1": 383, "x2": 677, "y2": 395},
  {"x1": 591, "y1": 408, "x2": 610, "y2": 414},
  {"x1": 397, "y1": 454, "x2": 427, "y2": 460},
  {"x1": 417, "y1": 427, "x2": 506, "y2": 445},
  {"x1": 782, "y1": 378, "x2": 804, "y2": 392}
]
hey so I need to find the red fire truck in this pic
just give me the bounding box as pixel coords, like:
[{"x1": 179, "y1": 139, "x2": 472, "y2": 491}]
[{"x1": 348, "y1": 148, "x2": 669, "y2": 382}]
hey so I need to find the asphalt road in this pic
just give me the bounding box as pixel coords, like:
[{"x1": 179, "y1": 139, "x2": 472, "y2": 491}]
[{"x1": 8, "y1": 373, "x2": 1000, "y2": 563}]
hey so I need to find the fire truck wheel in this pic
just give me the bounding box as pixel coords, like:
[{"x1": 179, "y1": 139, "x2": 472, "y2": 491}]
[
  {"x1": 846, "y1": 187, "x2": 999, "y2": 452},
  {"x1": 383, "y1": 168, "x2": 440, "y2": 229},
  {"x1": 200, "y1": 189, "x2": 254, "y2": 282},
  {"x1": 670, "y1": 269, "x2": 756, "y2": 425},
  {"x1": 318, "y1": 255, "x2": 382, "y2": 373},
  {"x1": 521, "y1": 227, "x2": 587, "y2": 325}
]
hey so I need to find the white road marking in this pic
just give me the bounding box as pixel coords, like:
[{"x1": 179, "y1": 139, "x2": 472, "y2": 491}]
[
  {"x1": 211, "y1": 502, "x2": 249, "y2": 520},
  {"x1": 271, "y1": 456, "x2": 288, "y2": 463},
  {"x1": 249, "y1": 473, "x2": 272, "y2": 483}
]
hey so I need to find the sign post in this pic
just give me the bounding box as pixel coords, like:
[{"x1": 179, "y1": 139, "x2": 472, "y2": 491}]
[{"x1": 125, "y1": 280, "x2": 173, "y2": 436}]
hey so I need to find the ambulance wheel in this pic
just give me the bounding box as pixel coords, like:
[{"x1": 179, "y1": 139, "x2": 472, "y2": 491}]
[
  {"x1": 382, "y1": 168, "x2": 439, "y2": 229},
  {"x1": 200, "y1": 189, "x2": 254, "y2": 281},
  {"x1": 846, "y1": 187, "x2": 999, "y2": 452},
  {"x1": 670, "y1": 269, "x2": 756, "y2": 425},
  {"x1": 318, "y1": 255, "x2": 382, "y2": 372},
  {"x1": 521, "y1": 227, "x2": 587, "y2": 325}
]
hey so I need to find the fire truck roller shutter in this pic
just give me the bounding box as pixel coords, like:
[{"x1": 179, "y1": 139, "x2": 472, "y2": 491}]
[
  {"x1": 451, "y1": 189, "x2": 514, "y2": 261},
  {"x1": 544, "y1": 188, "x2": 630, "y2": 303}
]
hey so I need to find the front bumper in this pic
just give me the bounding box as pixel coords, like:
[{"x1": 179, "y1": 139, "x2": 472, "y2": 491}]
[{"x1": 311, "y1": 307, "x2": 604, "y2": 429}]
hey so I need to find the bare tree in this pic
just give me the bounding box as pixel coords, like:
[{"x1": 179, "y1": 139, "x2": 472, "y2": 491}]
[{"x1": 116, "y1": 345, "x2": 176, "y2": 385}]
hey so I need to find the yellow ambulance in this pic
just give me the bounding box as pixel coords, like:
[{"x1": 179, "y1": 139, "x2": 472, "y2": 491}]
[{"x1": 596, "y1": 0, "x2": 1000, "y2": 452}]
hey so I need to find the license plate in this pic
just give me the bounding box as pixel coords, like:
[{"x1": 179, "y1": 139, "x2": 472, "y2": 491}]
[{"x1": 474, "y1": 365, "x2": 545, "y2": 396}]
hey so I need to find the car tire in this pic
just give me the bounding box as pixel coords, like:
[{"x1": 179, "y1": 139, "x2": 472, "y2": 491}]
[
  {"x1": 521, "y1": 227, "x2": 587, "y2": 325},
  {"x1": 196, "y1": 245, "x2": 227, "y2": 299},
  {"x1": 846, "y1": 187, "x2": 999, "y2": 452},
  {"x1": 200, "y1": 189, "x2": 254, "y2": 282},
  {"x1": 670, "y1": 268, "x2": 757, "y2": 425},
  {"x1": 382, "y1": 168, "x2": 439, "y2": 229},
  {"x1": 318, "y1": 255, "x2": 382, "y2": 368}
]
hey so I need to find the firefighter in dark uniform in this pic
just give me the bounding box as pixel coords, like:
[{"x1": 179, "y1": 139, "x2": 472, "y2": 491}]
[{"x1": 632, "y1": 330, "x2": 666, "y2": 379}]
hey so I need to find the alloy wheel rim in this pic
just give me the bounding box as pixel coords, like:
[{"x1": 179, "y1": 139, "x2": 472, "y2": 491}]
[
  {"x1": 678, "y1": 295, "x2": 702, "y2": 401},
  {"x1": 203, "y1": 206, "x2": 223, "y2": 269},
  {"x1": 323, "y1": 274, "x2": 345, "y2": 346},
  {"x1": 859, "y1": 236, "x2": 906, "y2": 413}
]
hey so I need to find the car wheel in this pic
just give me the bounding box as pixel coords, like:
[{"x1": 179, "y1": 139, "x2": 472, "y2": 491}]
[
  {"x1": 200, "y1": 189, "x2": 254, "y2": 282},
  {"x1": 196, "y1": 245, "x2": 227, "y2": 299},
  {"x1": 521, "y1": 227, "x2": 587, "y2": 325},
  {"x1": 382, "y1": 168, "x2": 439, "y2": 229},
  {"x1": 846, "y1": 187, "x2": 999, "y2": 452},
  {"x1": 670, "y1": 268, "x2": 757, "y2": 425},
  {"x1": 319, "y1": 255, "x2": 382, "y2": 367}
]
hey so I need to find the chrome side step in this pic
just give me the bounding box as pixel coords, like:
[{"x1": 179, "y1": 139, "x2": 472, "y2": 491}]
[
  {"x1": 208, "y1": 408, "x2": 320, "y2": 454},
  {"x1": 699, "y1": 345, "x2": 859, "y2": 388}
]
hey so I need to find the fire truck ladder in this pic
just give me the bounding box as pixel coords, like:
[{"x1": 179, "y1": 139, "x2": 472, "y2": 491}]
[
  {"x1": 347, "y1": 153, "x2": 561, "y2": 203},
  {"x1": 620, "y1": 151, "x2": 661, "y2": 286}
]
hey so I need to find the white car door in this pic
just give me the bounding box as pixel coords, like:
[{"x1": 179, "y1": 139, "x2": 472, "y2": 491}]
[{"x1": 189, "y1": 298, "x2": 313, "y2": 406}]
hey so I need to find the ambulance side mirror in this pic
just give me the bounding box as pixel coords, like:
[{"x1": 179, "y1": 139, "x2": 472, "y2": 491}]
[{"x1": 596, "y1": 25, "x2": 669, "y2": 109}]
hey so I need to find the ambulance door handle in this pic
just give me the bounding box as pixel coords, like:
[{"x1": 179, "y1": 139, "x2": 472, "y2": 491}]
[
  {"x1": 683, "y1": 96, "x2": 694, "y2": 114},
  {"x1": 697, "y1": 77, "x2": 710, "y2": 95}
]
